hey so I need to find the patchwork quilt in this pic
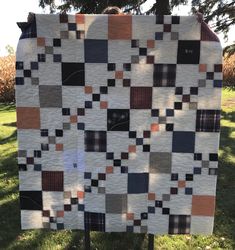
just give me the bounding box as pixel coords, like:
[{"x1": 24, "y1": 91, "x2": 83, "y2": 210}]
[{"x1": 16, "y1": 14, "x2": 222, "y2": 234}]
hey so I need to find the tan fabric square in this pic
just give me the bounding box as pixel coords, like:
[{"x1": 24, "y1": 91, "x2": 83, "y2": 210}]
[
  {"x1": 17, "y1": 107, "x2": 40, "y2": 129},
  {"x1": 192, "y1": 195, "x2": 215, "y2": 216}
]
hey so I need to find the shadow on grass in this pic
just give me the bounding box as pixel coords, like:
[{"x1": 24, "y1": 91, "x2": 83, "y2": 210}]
[
  {"x1": 0, "y1": 103, "x2": 16, "y2": 112},
  {"x1": 2, "y1": 122, "x2": 17, "y2": 127},
  {"x1": 0, "y1": 130, "x2": 17, "y2": 145},
  {"x1": 214, "y1": 114, "x2": 235, "y2": 248}
]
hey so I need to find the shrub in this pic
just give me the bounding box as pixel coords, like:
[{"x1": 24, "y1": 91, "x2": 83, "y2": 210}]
[
  {"x1": 223, "y1": 54, "x2": 235, "y2": 88},
  {"x1": 0, "y1": 55, "x2": 16, "y2": 103}
]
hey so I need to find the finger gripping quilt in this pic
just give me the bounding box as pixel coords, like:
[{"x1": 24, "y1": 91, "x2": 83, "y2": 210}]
[{"x1": 16, "y1": 14, "x2": 222, "y2": 234}]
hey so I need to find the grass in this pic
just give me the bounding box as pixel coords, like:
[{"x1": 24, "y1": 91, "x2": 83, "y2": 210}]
[{"x1": 0, "y1": 88, "x2": 234, "y2": 250}]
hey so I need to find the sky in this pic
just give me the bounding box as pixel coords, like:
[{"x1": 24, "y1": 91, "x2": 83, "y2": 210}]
[{"x1": 0, "y1": 0, "x2": 234, "y2": 56}]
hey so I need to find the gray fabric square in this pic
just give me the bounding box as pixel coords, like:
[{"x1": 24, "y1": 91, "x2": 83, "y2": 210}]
[
  {"x1": 150, "y1": 152, "x2": 172, "y2": 173},
  {"x1": 39, "y1": 86, "x2": 62, "y2": 108},
  {"x1": 106, "y1": 194, "x2": 127, "y2": 213}
]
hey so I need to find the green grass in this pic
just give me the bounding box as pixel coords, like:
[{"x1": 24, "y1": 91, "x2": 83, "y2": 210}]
[{"x1": 0, "y1": 88, "x2": 234, "y2": 250}]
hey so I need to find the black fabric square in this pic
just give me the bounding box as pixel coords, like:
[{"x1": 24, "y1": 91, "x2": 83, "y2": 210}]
[
  {"x1": 38, "y1": 54, "x2": 46, "y2": 62},
  {"x1": 209, "y1": 153, "x2": 218, "y2": 161},
  {"x1": 166, "y1": 109, "x2": 174, "y2": 116},
  {"x1": 24, "y1": 70, "x2": 31, "y2": 77},
  {"x1": 107, "y1": 79, "x2": 115, "y2": 86},
  {"x1": 206, "y1": 72, "x2": 214, "y2": 80},
  {"x1": 92, "y1": 94, "x2": 100, "y2": 101},
  {"x1": 53, "y1": 38, "x2": 61, "y2": 47},
  {"x1": 114, "y1": 159, "x2": 121, "y2": 166},
  {"x1": 77, "y1": 123, "x2": 85, "y2": 130},
  {"x1": 129, "y1": 131, "x2": 136, "y2": 138},
  {"x1": 194, "y1": 153, "x2": 202, "y2": 161},
  {"x1": 185, "y1": 174, "x2": 193, "y2": 181},
  {"x1": 169, "y1": 215, "x2": 191, "y2": 234},
  {"x1": 107, "y1": 63, "x2": 116, "y2": 71},
  {"x1": 154, "y1": 64, "x2": 176, "y2": 87},
  {"x1": 162, "y1": 208, "x2": 170, "y2": 214},
  {"x1": 155, "y1": 200, "x2": 162, "y2": 207},
  {"x1": 121, "y1": 152, "x2": 129, "y2": 159},
  {"x1": 84, "y1": 172, "x2": 92, "y2": 179},
  {"x1": 177, "y1": 41, "x2": 200, "y2": 64},
  {"x1": 16, "y1": 77, "x2": 24, "y2": 85},
  {"x1": 41, "y1": 143, "x2": 49, "y2": 151},
  {"x1": 131, "y1": 39, "x2": 139, "y2": 48},
  {"x1": 91, "y1": 179, "x2": 98, "y2": 187},
  {"x1": 53, "y1": 54, "x2": 62, "y2": 62},
  {"x1": 143, "y1": 144, "x2": 150, "y2": 152},
  {"x1": 62, "y1": 63, "x2": 85, "y2": 86},
  {"x1": 85, "y1": 131, "x2": 106, "y2": 152},
  {"x1": 77, "y1": 108, "x2": 85, "y2": 116},
  {"x1": 128, "y1": 173, "x2": 149, "y2": 193},
  {"x1": 84, "y1": 212, "x2": 105, "y2": 232},
  {"x1": 107, "y1": 109, "x2": 129, "y2": 131},
  {"x1": 156, "y1": 15, "x2": 164, "y2": 24},
  {"x1": 106, "y1": 152, "x2": 114, "y2": 159},
  {"x1": 175, "y1": 87, "x2": 183, "y2": 95},
  {"x1": 62, "y1": 108, "x2": 70, "y2": 116},
  {"x1": 170, "y1": 187, "x2": 178, "y2": 194},
  {"x1": 60, "y1": 14, "x2": 68, "y2": 23},
  {"x1": 172, "y1": 131, "x2": 195, "y2": 153},
  {"x1": 123, "y1": 79, "x2": 131, "y2": 87},
  {"x1": 121, "y1": 166, "x2": 128, "y2": 173},
  {"x1": 34, "y1": 150, "x2": 41, "y2": 158},
  {"x1": 166, "y1": 124, "x2": 174, "y2": 131},
  {"x1": 41, "y1": 129, "x2": 48, "y2": 137},
  {"x1": 100, "y1": 86, "x2": 108, "y2": 94},
  {"x1": 174, "y1": 102, "x2": 182, "y2": 110},
  {"x1": 123, "y1": 63, "x2": 131, "y2": 71},
  {"x1": 68, "y1": 23, "x2": 76, "y2": 31},
  {"x1": 85, "y1": 101, "x2": 92, "y2": 108},
  {"x1": 139, "y1": 48, "x2": 147, "y2": 56},
  {"x1": 20, "y1": 191, "x2": 42, "y2": 210},
  {"x1": 55, "y1": 129, "x2": 63, "y2": 137},
  {"x1": 190, "y1": 87, "x2": 198, "y2": 95},
  {"x1": 16, "y1": 61, "x2": 24, "y2": 70},
  {"x1": 196, "y1": 110, "x2": 220, "y2": 132},
  {"x1": 30, "y1": 62, "x2": 38, "y2": 70},
  {"x1": 151, "y1": 109, "x2": 159, "y2": 117},
  {"x1": 85, "y1": 39, "x2": 108, "y2": 63},
  {"x1": 172, "y1": 16, "x2": 180, "y2": 24},
  {"x1": 171, "y1": 173, "x2": 178, "y2": 181}
]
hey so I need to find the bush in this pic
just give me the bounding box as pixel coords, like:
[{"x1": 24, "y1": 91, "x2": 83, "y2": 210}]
[
  {"x1": 223, "y1": 54, "x2": 235, "y2": 88},
  {"x1": 0, "y1": 55, "x2": 15, "y2": 103}
]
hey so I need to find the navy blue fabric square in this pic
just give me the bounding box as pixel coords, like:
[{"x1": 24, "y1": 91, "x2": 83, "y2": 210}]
[
  {"x1": 172, "y1": 131, "x2": 195, "y2": 153},
  {"x1": 128, "y1": 173, "x2": 149, "y2": 193},
  {"x1": 177, "y1": 41, "x2": 200, "y2": 64},
  {"x1": 85, "y1": 39, "x2": 108, "y2": 63},
  {"x1": 62, "y1": 63, "x2": 85, "y2": 86},
  {"x1": 20, "y1": 191, "x2": 42, "y2": 210},
  {"x1": 16, "y1": 77, "x2": 24, "y2": 85}
]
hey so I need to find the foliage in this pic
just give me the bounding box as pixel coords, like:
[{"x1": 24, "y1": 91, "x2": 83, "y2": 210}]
[
  {"x1": 0, "y1": 89, "x2": 235, "y2": 249},
  {"x1": 0, "y1": 55, "x2": 15, "y2": 103},
  {"x1": 223, "y1": 53, "x2": 235, "y2": 88}
]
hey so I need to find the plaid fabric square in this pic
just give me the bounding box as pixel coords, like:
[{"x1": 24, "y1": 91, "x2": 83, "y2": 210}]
[
  {"x1": 84, "y1": 131, "x2": 107, "y2": 152},
  {"x1": 196, "y1": 110, "x2": 220, "y2": 132},
  {"x1": 169, "y1": 215, "x2": 191, "y2": 234},
  {"x1": 84, "y1": 212, "x2": 105, "y2": 232},
  {"x1": 154, "y1": 64, "x2": 176, "y2": 87}
]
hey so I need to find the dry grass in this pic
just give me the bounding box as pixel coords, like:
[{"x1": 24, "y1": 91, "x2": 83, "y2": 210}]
[
  {"x1": 223, "y1": 54, "x2": 235, "y2": 88},
  {"x1": 0, "y1": 55, "x2": 15, "y2": 103}
]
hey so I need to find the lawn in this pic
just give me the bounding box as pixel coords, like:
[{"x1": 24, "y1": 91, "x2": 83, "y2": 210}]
[{"x1": 0, "y1": 88, "x2": 234, "y2": 250}]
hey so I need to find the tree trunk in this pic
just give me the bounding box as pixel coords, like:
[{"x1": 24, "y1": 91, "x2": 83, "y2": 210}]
[{"x1": 155, "y1": 0, "x2": 171, "y2": 15}]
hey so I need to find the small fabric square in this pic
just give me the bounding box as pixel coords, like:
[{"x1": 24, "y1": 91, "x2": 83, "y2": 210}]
[
  {"x1": 196, "y1": 110, "x2": 220, "y2": 132},
  {"x1": 172, "y1": 131, "x2": 195, "y2": 153},
  {"x1": 62, "y1": 63, "x2": 85, "y2": 86},
  {"x1": 172, "y1": 16, "x2": 180, "y2": 24},
  {"x1": 53, "y1": 38, "x2": 61, "y2": 47},
  {"x1": 84, "y1": 131, "x2": 106, "y2": 152},
  {"x1": 131, "y1": 39, "x2": 139, "y2": 48},
  {"x1": 42, "y1": 171, "x2": 64, "y2": 191},
  {"x1": 155, "y1": 32, "x2": 163, "y2": 40},
  {"x1": 154, "y1": 64, "x2": 176, "y2": 87},
  {"x1": 108, "y1": 63, "x2": 116, "y2": 71},
  {"x1": 177, "y1": 40, "x2": 200, "y2": 64},
  {"x1": 107, "y1": 109, "x2": 129, "y2": 131},
  {"x1": 128, "y1": 173, "x2": 149, "y2": 194},
  {"x1": 130, "y1": 87, "x2": 152, "y2": 109},
  {"x1": 169, "y1": 215, "x2": 191, "y2": 234},
  {"x1": 156, "y1": 15, "x2": 164, "y2": 24},
  {"x1": 84, "y1": 212, "x2": 105, "y2": 232},
  {"x1": 16, "y1": 77, "x2": 24, "y2": 85},
  {"x1": 85, "y1": 39, "x2": 108, "y2": 63},
  {"x1": 30, "y1": 62, "x2": 38, "y2": 70}
]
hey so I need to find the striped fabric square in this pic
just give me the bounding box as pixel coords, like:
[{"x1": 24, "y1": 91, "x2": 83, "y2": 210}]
[
  {"x1": 153, "y1": 64, "x2": 176, "y2": 87},
  {"x1": 84, "y1": 212, "x2": 105, "y2": 232},
  {"x1": 168, "y1": 215, "x2": 191, "y2": 234},
  {"x1": 196, "y1": 110, "x2": 220, "y2": 132}
]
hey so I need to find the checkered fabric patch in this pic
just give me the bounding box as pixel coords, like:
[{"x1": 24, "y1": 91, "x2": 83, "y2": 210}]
[
  {"x1": 196, "y1": 110, "x2": 220, "y2": 132},
  {"x1": 16, "y1": 14, "x2": 222, "y2": 234}
]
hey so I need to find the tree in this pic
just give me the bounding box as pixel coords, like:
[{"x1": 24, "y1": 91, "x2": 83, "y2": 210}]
[{"x1": 39, "y1": 0, "x2": 235, "y2": 53}]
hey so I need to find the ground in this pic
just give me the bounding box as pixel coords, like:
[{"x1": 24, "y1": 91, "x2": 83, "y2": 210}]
[{"x1": 0, "y1": 88, "x2": 234, "y2": 250}]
